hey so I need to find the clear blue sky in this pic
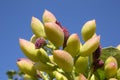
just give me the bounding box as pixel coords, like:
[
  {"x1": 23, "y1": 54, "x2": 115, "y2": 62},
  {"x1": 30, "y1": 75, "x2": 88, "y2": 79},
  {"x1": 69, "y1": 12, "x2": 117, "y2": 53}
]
[{"x1": 0, "y1": 0, "x2": 120, "y2": 79}]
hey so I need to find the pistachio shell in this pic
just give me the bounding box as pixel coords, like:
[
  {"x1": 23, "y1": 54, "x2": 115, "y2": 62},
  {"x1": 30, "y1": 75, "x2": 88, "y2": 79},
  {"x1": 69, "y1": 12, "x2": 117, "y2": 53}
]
[
  {"x1": 31, "y1": 17, "x2": 46, "y2": 38},
  {"x1": 75, "y1": 56, "x2": 88, "y2": 73},
  {"x1": 81, "y1": 20, "x2": 96, "y2": 41},
  {"x1": 19, "y1": 38, "x2": 39, "y2": 61},
  {"x1": 104, "y1": 56, "x2": 118, "y2": 78},
  {"x1": 16, "y1": 58, "x2": 36, "y2": 76},
  {"x1": 43, "y1": 9, "x2": 57, "y2": 23},
  {"x1": 64, "y1": 33, "x2": 80, "y2": 57},
  {"x1": 44, "y1": 22, "x2": 64, "y2": 47},
  {"x1": 53, "y1": 50, "x2": 73, "y2": 72},
  {"x1": 80, "y1": 36, "x2": 100, "y2": 57},
  {"x1": 105, "y1": 56, "x2": 118, "y2": 66},
  {"x1": 19, "y1": 38, "x2": 49, "y2": 62}
]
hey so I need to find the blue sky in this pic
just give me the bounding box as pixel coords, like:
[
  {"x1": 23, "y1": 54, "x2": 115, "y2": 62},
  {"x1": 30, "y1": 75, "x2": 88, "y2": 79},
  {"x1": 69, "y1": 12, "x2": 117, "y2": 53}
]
[{"x1": 0, "y1": 0, "x2": 120, "y2": 79}]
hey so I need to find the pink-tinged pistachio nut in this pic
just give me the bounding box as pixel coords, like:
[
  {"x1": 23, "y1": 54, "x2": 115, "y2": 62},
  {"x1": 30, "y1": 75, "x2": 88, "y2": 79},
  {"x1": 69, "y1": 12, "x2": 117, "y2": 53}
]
[
  {"x1": 23, "y1": 74, "x2": 38, "y2": 80},
  {"x1": 44, "y1": 22, "x2": 64, "y2": 47},
  {"x1": 117, "y1": 68, "x2": 120, "y2": 80},
  {"x1": 53, "y1": 71, "x2": 68, "y2": 80},
  {"x1": 75, "y1": 74, "x2": 87, "y2": 80},
  {"x1": 16, "y1": 58, "x2": 36, "y2": 76},
  {"x1": 19, "y1": 38, "x2": 40, "y2": 62},
  {"x1": 19, "y1": 39, "x2": 49, "y2": 62},
  {"x1": 75, "y1": 56, "x2": 88, "y2": 73},
  {"x1": 104, "y1": 56, "x2": 118, "y2": 78},
  {"x1": 35, "y1": 38, "x2": 46, "y2": 49},
  {"x1": 42, "y1": 10, "x2": 57, "y2": 23},
  {"x1": 64, "y1": 33, "x2": 80, "y2": 57},
  {"x1": 105, "y1": 62, "x2": 118, "y2": 78},
  {"x1": 80, "y1": 36, "x2": 100, "y2": 57},
  {"x1": 31, "y1": 17, "x2": 46, "y2": 38},
  {"x1": 30, "y1": 35, "x2": 38, "y2": 44},
  {"x1": 55, "y1": 21, "x2": 70, "y2": 48},
  {"x1": 81, "y1": 20, "x2": 96, "y2": 41},
  {"x1": 34, "y1": 61, "x2": 55, "y2": 73},
  {"x1": 53, "y1": 50, "x2": 73, "y2": 72},
  {"x1": 105, "y1": 56, "x2": 118, "y2": 66}
]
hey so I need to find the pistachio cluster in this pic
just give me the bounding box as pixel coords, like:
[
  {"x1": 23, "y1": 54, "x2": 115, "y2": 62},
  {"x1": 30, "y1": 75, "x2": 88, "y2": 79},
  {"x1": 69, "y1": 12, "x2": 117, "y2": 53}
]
[{"x1": 15, "y1": 10, "x2": 120, "y2": 80}]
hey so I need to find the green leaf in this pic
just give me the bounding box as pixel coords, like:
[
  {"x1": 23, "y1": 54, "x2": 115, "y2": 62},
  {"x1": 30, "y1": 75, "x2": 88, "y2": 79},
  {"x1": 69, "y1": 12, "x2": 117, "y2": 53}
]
[
  {"x1": 94, "y1": 69, "x2": 105, "y2": 80},
  {"x1": 100, "y1": 46, "x2": 120, "y2": 67}
]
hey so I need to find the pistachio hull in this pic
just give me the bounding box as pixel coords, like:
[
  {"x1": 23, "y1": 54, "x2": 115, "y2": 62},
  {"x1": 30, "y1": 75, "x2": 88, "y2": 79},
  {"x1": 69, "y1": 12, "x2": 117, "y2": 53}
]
[
  {"x1": 105, "y1": 56, "x2": 118, "y2": 78},
  {"x1": 64, "y1": 33, "x2": 80, "y2": 57},
  {"x1": 53, "y1": 50, "x2": 73, "y2": 72},
  {"x1": 31, "y1": 17, "x2": 46, "y2": 38},
  {"x1": 81, "y1": 20, "x2": 96, "y2": 41},
  {"x1": 19, "y1": 38, "x2": 49, "y2": 62},
  {"x1": 43, "y1": 10, "x2": 57, "y2": 23},
  {"x1": 16, "y1": 58, "x2": 36, "y2": 76},
  {"x1": 80, "y1": 36, "x2": 100, "y2": 57},
  {"x1": 44, "y1": 22, "x2": 64, "y2": 47},
  {"x1": 75, "y1": 56, "x2": 88, "y2": 73}
]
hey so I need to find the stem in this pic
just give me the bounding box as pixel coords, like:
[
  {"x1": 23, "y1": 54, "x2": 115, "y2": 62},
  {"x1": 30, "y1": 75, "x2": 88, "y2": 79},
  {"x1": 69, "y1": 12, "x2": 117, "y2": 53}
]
[
  {"x1": 87, "y1": 55, "x2": 94, "y2": 80},
  {"x1": 87, "y1": 67, "x2": 94, "y2": 80}
]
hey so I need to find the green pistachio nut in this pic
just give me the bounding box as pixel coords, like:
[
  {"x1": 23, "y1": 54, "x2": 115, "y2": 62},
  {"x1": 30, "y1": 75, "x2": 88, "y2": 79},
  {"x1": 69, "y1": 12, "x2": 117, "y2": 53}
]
[
  {"x1": 117, "y1": 68, "x2": 120, "y2": 80},
  {"x1": 43, "y1": 9, "x2": 57, "y2": 23},
  {"x1": 19, "y1": 38, "x2": 40, "y2": 62},
  {"x1": 75, "y1": 56, "x2": 88, "y2": 73},
  {"x1": 81, "y1": 20, "x2": 96, "y2": 41},
  {"x1": 31, "y1": 16, "x2": 46, "y2": 38},
  {"x1": 44, "y1": 22, "x2": 64, "y2": 47},
  {"x1": 23, "y1": 74, "x2": 38, "y2": 80},
  {"x1": 53, "y1": 71, "x2": 68, "y2": 80},
  {"x1": 64, "y1": 33, "x2": 80, "y2": 57},
  {"x1": 80, "y1": 36, "x2": 100, "y2": 57},
  {"x1": 16, "y1": 58, "x2": 36, "y2": 76},
  {"x1": 30, "y1": 35, "x2": 37, "y2": 44},
  {"x1": 37, "y1": 48, "x2": 50, "y2": 63},
  {"x1": 53, "y1": 50, "x2": 74, "y2": 72},
  {"x1": 105, "y1": 57, "x2": 118, "y2": 78},
  {"x1": 34, "y1": 61, "x2": 55, "y2": 73}
]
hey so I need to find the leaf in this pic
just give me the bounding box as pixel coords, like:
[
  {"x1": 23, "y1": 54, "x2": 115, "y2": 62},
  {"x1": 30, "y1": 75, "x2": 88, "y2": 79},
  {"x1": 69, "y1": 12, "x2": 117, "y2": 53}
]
[
  {"x1": 94, "y1": 69, "x2": 105, "y2": 80},
  {"x1": 100, "y1": 46, "x2": 120, "y2": 67}
]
